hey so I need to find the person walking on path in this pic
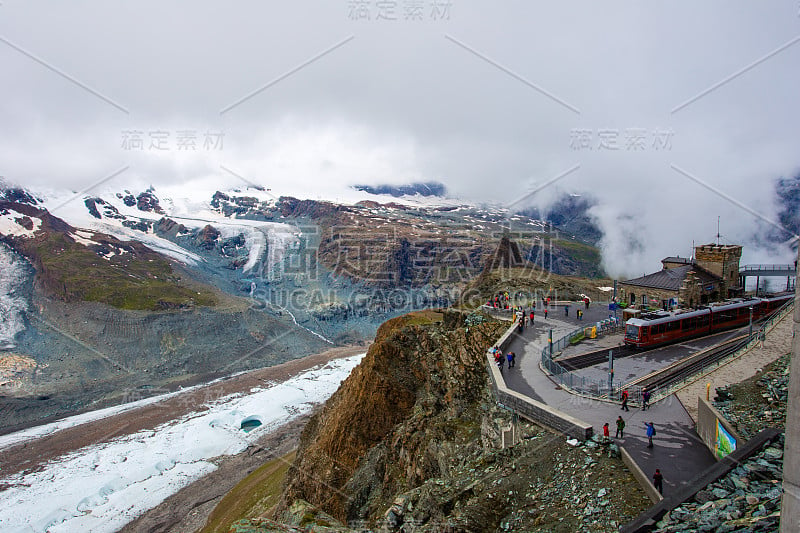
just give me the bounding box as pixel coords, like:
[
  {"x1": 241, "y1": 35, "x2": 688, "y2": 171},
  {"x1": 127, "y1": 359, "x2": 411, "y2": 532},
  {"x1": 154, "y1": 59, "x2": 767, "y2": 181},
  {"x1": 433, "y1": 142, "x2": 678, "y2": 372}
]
[
  {"x1": 653, "y1": 469, "x2": 664, "y2": 494},
  {"x1": 602, "y1": 422, "x2": 610, "y2": 442},
  {"x1": 615, "y1": 416, "x2": 625, "y2": 438},
  {"x1": 642, "y1": 388, "x2": 651, "y2": 411},
  {"x1": 646, "y1": 422, "x2": 656, "y2": 448},
  {"x1": 621, "y1": 390, "x2": 630, "y2": 411},
  {"x1": 529, "y1": 310, "x2": 534, "y2": 323},
  {"x1": 564, "y1": 304, "x2": 569, "y2": 317},
  {"x1": 506, "y1": 352, "x2": 515, "y2": 369},
  {"x1": 544, "y1": 308, "x2": 548, "y2": 319}
]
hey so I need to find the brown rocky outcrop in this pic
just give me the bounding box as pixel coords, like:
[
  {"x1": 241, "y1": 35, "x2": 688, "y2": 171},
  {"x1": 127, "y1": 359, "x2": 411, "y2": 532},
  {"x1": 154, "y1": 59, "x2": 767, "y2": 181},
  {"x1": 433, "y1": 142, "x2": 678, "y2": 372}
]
[
  {"x1": 197, "y1": 224, "x2": 221, "y2": 250},
  {"x1": 276, "y1": 310, "x2": 506, "y2": 523}
]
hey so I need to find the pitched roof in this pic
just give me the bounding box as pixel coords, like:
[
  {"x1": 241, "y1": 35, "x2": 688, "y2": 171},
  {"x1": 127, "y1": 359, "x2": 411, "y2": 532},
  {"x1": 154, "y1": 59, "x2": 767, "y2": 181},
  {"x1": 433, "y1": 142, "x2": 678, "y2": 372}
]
[
  {"x1": 661, "y1": 256, "x2": 694, "y2": 265},
  {"x1": 621, "y1": 265, "x2": 720, "y2": 291}
]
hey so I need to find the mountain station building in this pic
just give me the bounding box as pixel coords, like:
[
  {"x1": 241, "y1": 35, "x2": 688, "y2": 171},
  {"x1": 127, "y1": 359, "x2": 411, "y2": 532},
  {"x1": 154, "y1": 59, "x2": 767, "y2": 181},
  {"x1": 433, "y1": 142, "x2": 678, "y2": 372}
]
[{"x1": 619, "y1": 244, "x2": 744, "y2": 310}]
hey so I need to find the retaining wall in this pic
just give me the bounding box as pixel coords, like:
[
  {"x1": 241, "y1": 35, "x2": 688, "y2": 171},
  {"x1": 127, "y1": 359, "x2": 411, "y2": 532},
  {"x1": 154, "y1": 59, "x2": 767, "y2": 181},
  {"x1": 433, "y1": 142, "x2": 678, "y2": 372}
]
[
  {"x1": 486, "y1": 321, "x2": 593, "y2": 441},
  {"x1": 696, "y1": 397, "x2": 741, "y2": 459},
  {"x1": 621, "y1": 428, "x2": 781, "y2": 533}
]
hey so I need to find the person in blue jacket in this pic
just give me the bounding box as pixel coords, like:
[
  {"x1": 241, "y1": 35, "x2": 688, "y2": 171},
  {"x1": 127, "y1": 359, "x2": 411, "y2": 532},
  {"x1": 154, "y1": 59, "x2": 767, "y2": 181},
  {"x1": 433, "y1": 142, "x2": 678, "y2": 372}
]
[{"x1": 646, "y1": 422, "x2": 656, "y2": 448}]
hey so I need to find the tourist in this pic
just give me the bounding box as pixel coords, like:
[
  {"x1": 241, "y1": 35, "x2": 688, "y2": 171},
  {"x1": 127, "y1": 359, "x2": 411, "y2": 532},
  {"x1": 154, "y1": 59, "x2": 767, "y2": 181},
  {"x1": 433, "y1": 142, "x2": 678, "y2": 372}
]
[
  {"x1": 642, "y1": 388, "x2": 651, "y2": 411},
  {"x1": 615, "y1": 416, "x2": 625, "y2": 438},
  {"x1": 506, "y1": 352, "x2": 514, "y2": 369},
  {"x1": 646, "y1": 422, "x2": 656, "y2": 448},
  {"x1": 621, "y1": 390, "x2": 630, "y2": 412},
  {"x1": 529, "y1": 310, "x2": 534, "y2": 323},
  {"x1": 602, "y1": 422, "x2": 610, "y2": 442},
  {"x1": 544, "y1": 308, "x2": 548, "y2": 319},
  {"x1": 653, "y1": 469, "x2": 664, "y2": 494}
]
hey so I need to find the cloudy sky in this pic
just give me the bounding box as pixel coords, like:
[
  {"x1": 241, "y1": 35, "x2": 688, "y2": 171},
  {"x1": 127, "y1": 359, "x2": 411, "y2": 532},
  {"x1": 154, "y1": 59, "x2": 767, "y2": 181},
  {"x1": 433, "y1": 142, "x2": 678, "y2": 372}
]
[{"x1": 0, "y1": 1, "x2": 798, "y2": 276}]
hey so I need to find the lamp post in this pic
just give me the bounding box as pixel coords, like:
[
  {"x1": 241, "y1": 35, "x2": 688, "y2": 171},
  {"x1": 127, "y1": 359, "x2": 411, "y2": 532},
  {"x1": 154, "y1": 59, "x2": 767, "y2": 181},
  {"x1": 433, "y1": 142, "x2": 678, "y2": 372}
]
[{"x1": 608, "y1": 349, "x2": 614, "y2": 395}]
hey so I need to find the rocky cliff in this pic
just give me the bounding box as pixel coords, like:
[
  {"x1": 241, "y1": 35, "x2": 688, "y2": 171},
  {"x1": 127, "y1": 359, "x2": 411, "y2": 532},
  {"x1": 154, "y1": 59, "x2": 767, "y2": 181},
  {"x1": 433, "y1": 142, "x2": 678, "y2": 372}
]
[
  {"x1": 227, "y1": 310, "x2": 650, "y2": 532},
  {"x1": 275, "y1": 310, "x2": 505, "y2": 523}
]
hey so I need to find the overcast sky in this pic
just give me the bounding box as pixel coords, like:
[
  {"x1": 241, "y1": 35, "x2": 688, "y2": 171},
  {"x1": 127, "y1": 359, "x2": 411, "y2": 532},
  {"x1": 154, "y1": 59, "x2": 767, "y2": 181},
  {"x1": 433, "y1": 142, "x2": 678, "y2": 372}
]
[{"x1": 1, "y1": 1, "x2": 798, "y2": 277}]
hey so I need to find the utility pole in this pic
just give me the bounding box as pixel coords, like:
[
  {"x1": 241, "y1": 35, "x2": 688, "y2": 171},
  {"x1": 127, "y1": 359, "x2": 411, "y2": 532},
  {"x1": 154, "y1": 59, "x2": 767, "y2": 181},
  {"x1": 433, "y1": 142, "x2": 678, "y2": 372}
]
[
  {"x1": 608, "y1": 349, "x2": 614, "y2": 395},
  {"x1": 780, "y1": 247, "x2": 799, "y2": 532},
  {"x1": 749, "y1": 306, "x2": 753, "y2": 338}
]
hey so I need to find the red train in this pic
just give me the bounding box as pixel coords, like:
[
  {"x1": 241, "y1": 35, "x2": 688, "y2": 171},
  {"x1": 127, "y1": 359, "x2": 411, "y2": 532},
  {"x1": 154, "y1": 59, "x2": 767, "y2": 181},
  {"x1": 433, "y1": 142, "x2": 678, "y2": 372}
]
[{"x1": 624, "y1": 294, "x2": 793, "y2": 349}]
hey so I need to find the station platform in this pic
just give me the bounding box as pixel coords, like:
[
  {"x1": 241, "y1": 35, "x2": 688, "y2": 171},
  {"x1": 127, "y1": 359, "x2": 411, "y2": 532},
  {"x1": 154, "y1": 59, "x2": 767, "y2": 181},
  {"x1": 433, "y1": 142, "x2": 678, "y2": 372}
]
[
  {"x1": 499, "y1": 309, "x2": 717, "y2": 496},
  {"x1": 562, "y1": 327, "x2": 750, "y2": 384}
]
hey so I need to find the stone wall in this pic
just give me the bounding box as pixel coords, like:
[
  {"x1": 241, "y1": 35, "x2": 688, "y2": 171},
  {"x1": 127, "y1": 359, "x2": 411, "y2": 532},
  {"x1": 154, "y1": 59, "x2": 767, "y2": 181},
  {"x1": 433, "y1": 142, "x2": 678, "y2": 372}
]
[
  {"x1": 617, "y1": 284, "x2": 677, "y2": 309},
  {"x1": 486, "y1": 323, "x2": 593, "y2": 441},
  {"x1": 694, "y1": 244, "x2": 742, "y2": 295}
]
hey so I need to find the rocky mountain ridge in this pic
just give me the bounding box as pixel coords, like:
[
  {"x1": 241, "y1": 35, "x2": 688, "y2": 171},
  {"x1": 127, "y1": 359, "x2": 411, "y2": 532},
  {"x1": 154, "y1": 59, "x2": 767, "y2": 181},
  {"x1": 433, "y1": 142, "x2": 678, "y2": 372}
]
[{"x1": 222, "y1": 310, "x2": 649, "y2": 532}]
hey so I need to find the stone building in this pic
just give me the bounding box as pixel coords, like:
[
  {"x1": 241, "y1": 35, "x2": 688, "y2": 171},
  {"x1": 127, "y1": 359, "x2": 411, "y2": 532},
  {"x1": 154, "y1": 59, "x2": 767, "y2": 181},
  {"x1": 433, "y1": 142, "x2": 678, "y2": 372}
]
[{"x1": 618, "y1": 244, "x2": 743, "y2": 309}]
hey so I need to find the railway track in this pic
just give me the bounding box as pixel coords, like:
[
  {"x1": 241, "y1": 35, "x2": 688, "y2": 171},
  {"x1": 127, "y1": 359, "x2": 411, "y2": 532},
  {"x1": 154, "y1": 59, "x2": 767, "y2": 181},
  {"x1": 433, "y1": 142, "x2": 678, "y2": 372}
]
[
  {"x1": 556, "y1": 344, "x2": 637, "y2": 371},
  {"x1": 627, "y1": 334, "x2": 749, "y2": 394},
  {"x1": 626, "y1": 308, "x2": 788, "y2": 395},
  {"x1": 556, "y1": 312, "x2": 776, "y2": 374}
]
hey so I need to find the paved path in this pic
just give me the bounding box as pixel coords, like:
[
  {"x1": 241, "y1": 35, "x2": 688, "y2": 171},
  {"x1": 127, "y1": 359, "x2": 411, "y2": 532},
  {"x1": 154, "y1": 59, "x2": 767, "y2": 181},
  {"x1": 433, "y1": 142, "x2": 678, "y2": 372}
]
[{"x1": 499, "y1": 304, "x2": 716, "y2": 497}]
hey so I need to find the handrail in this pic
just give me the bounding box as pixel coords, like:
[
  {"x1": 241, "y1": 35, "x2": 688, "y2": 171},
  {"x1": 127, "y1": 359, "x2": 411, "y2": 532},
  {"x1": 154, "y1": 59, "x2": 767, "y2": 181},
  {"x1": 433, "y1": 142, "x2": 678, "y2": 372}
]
[
  {"x1": 739, "y1": 264, "x2": 796, "y2": 272},
  {"x1": 619, "y1": 299, "x2": 794, "y2": 405},
  {"x1": 538, "y1": 299, "x2": 794, "y2": 405},
  {"x1": 539, "y1": 320, "x2": 624, "y2": 399}
]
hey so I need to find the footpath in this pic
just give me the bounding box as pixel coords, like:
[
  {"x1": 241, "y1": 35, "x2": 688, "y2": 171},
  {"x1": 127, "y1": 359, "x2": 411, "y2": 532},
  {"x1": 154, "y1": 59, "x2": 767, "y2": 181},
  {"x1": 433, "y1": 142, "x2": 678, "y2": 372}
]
[{"x1": 499, "y1": 303, "x2": 716, "y2": 497}]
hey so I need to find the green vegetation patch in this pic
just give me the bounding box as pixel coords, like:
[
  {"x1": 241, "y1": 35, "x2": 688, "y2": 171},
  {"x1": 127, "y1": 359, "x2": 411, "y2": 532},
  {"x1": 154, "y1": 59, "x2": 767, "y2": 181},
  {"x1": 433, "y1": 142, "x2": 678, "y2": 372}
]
[
  {"x1": 30, "y1": 232, "x2": 216, "y2": 311},
  {"x1": 201, "y1": 451, "x2": 296, "y2": 533},
  {"x1": 552, "y1": 238, "x2": 603, "y2": 265}
]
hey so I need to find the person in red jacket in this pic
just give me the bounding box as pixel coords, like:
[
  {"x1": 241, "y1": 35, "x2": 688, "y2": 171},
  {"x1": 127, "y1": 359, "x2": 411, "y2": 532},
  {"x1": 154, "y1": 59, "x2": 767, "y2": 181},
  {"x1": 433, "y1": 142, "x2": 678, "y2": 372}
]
[{"x1": 653, "y1": 469, "x2": 664, "y2": 494}]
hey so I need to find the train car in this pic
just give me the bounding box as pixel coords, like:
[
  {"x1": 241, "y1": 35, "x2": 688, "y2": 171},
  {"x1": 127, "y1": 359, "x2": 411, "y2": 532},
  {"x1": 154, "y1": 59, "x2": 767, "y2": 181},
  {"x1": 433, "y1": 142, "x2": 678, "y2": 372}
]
[
  {"x1": 624, "y1": 294, "x2": 792, "y2": 349},
  {"x1": 755, "y1": 293, "x2": 794, "y2": 317},
  {"x1": 707, "y1": 298, "x2": 761, "y2": 333},
  {"x1": 624, "y1": 308, "x2": 710, "y2": 348}
]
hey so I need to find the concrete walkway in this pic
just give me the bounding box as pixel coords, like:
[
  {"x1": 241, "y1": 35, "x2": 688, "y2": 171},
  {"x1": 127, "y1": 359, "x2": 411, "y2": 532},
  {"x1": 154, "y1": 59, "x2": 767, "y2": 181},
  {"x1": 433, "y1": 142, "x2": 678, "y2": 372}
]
[{"x1": 500, "y1": 305, "x2": 716, "y2": 497}]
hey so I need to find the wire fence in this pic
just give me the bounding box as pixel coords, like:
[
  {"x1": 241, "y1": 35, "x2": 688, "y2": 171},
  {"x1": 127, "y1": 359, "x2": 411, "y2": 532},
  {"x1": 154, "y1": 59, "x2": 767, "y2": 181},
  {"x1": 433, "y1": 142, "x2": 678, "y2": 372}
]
[
  {"x1": 634, "y1": 298, "x2": 796, "y2": 405},
  {"x1": 540, "y1": 319, "x2": 623, "y2": 397},
  {"x1": 539, "y1": 299, "x2": 794, "y2": 405}
]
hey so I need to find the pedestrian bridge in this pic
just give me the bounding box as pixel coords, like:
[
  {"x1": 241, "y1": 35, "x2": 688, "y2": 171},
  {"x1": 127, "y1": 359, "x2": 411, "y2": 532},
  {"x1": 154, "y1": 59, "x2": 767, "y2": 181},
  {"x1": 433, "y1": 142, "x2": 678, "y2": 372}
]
[{"x1": 739, "y1": 264, "x2": 796, "y2": 290}]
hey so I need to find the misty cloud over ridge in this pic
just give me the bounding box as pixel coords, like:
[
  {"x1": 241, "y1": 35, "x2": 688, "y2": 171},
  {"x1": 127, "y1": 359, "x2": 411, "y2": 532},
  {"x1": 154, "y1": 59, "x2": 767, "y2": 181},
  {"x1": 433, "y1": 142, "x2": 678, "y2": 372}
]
[{"x1": 0, "y1": 1, "x2": 798, "y2": 276}]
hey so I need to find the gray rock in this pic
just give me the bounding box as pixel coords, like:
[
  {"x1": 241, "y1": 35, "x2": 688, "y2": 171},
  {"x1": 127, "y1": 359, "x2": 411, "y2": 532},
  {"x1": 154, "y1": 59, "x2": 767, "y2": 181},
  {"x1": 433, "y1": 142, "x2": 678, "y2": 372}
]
[
  {"x1": 711, "y1": 487, "x2": 729, "y2": 499},
  {"x1": 763, "y1": 447, "x2": 783, "y2": 460}
]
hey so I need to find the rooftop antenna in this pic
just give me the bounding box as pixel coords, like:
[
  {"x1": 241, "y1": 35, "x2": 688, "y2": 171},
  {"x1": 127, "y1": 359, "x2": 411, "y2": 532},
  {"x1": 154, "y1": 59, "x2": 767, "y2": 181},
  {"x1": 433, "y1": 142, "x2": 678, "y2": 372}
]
[
  {"x1": 716, "y1": 216, "x2": 720, "y2": 245},
  {"x1": 691, "y1": 240, "x2": 695, "y2": 261}
]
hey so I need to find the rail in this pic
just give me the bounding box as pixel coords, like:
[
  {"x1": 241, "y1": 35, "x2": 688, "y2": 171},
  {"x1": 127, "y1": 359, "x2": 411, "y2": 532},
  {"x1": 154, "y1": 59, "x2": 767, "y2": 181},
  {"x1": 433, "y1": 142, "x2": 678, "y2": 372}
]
[
  {"x1": 618, "y1": 298, "x2": 795, "y2": 406},
  {"x1": 539, "y1": 319, "x2": 624, "y2": 399},
  {"x1": 486, "y1": 319, "x2": 593, "y2": 440},
  {"x1": 739, "y1": 264, "x2": 796, "y2": 273},
  {"x1": 538, "y1": 298, "x2": 794, "y2": 405}
]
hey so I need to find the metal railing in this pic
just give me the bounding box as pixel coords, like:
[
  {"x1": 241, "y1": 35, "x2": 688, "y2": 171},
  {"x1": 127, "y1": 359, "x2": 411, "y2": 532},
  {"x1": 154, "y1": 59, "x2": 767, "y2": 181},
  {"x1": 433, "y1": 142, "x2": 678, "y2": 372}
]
[
  {"x1": 739, "y1": 264, "x2": 796, "y2": 273},
  {"x1": 540, "y1": 319, "x2": 623, "y2": 398},
  {"x1": 539, "y1": 299, "x2": 794, "y2": 405},
  {"x1": 631, "y1": 298, "x2": 795, "y2": 404}
]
